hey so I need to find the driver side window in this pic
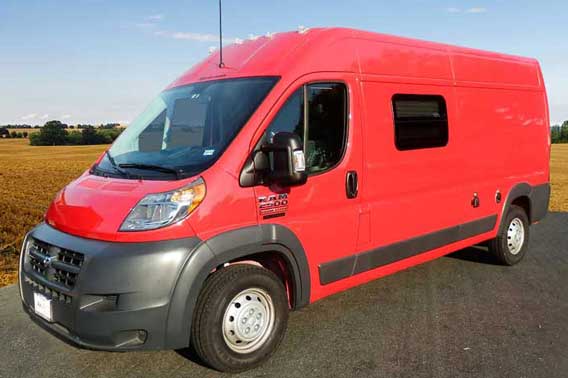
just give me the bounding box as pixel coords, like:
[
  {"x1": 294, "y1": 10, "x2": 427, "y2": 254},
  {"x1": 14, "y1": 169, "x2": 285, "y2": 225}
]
[{"x1": 263, "y1": 82, "x2": 347, "y2": 174}]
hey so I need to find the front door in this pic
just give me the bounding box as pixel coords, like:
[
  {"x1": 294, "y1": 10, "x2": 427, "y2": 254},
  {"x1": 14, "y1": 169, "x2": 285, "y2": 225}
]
[{"x1": 252, "y1": 74, "x2": 363, "y2": 301}]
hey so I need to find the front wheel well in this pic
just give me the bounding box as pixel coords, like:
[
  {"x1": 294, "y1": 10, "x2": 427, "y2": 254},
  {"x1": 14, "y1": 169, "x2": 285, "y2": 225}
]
[{"x1": 219, "y1": 252, "x2": 297, "y2": 309}]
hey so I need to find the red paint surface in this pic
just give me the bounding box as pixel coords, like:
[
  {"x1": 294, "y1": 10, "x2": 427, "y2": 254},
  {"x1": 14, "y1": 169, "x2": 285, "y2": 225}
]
[{"x1": 45, "y1": 28, "x2": 550, "y2": 304}]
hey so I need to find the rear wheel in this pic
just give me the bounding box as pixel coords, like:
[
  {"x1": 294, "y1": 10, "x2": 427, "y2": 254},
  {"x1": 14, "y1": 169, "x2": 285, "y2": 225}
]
[
  {"x1": 489, "y1": 205, "x2": 530, "y2": 265},
  {"x1": 191, "y1": 264, "x2": 289, "y2": 373}
]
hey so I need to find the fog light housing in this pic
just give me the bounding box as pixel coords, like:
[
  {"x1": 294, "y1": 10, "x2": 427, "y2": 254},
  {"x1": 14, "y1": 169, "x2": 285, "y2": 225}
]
[{"x1": 113, "y1": 330, "x2": 148, "y2": 347}]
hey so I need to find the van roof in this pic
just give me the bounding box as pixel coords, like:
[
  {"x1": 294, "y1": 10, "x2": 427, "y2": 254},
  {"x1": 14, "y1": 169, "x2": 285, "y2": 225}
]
[{"x1": 168, "y1": 27, "x2": 542, "y2": 90}]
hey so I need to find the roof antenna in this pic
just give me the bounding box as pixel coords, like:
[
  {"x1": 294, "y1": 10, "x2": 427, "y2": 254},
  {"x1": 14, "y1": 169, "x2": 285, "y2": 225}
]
[{"x1": 218, "y1": 0, "x2": 225, "y2": 68}]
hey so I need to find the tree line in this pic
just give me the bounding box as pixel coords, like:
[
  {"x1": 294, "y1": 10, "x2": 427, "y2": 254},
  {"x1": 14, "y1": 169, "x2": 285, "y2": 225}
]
[
  {"x1": 0, "y1": 123, "x2": 120, "y2": 129},
  {"x1": 0, "y1": 129, "x2": 29, "y2": 138},
  {"x1": 0, "y1": 120, "x2": 124, "y2": 146},
  {"x1": 0, "y1": 121, "x2": 123, "y2": 142},
  {"x1": 3, "y1": 119, "x2": 568, "y2": 144},
  {"x1": 551, "y1": 121, "x2": 568, "y2": 143}
]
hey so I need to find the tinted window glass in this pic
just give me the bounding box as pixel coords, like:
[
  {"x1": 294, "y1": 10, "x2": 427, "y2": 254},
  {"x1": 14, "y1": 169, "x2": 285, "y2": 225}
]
[
  {"x1": 168, "y1": 98, "x2": 207, "y2": 149},
  {"x1": 103, "y1": 77, "x2": 278, "y2": 179},
  {"x1": 263, "y1": 87, "x2": 304, "y2": 144},
  {"x1": 392, "y1": 94, "x2": 448, "y2": 151},
  {"x1": 138, "y1": 109, "x2": 166, "y2": 152},
  {"x1": 306, "y1": 83, "x2": 347, "y2": 174},
  {"x1": 263, "y1": 82, "x2": 347, "y2": 174}
]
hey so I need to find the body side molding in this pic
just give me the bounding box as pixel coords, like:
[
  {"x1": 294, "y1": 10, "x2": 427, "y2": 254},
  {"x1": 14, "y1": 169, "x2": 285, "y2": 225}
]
[{"x1": 319, "y1": 215, "x2": 497, "y2": 285}]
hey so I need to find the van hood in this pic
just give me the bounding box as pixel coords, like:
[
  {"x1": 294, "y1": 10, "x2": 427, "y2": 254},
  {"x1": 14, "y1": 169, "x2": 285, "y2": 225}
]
[{"x1": 45, "y1": 174, "x2": 197, "y2": 242}]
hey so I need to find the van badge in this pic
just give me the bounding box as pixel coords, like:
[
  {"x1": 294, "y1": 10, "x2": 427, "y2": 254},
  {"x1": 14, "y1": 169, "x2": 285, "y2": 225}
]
[
  {"x1": 42, "y1": 255, "x2": 55, "y2": 267},
  {"x1": 258, "y1": 194, "x2": 288, "y2": 219}
]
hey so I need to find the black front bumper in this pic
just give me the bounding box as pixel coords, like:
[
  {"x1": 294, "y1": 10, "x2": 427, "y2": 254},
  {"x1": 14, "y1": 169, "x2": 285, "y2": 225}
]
[{"x1": 19, "y1": 223, "x2": 201, "y2": 351}]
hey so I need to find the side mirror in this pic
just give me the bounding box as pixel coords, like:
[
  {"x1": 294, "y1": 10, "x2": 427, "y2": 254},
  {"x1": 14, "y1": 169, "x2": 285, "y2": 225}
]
[{"x1": 260, "y1": 132, "x2": 308, "y2": 187}]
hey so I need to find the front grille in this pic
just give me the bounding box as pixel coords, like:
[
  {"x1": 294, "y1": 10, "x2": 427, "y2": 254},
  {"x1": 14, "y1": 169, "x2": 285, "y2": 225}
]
[
  {"x1": 24, "y1": 276, "x2": 73, "y2": 304},
  {"x1": 27, "y1": 238, "x2": 84, "y2": 289}
]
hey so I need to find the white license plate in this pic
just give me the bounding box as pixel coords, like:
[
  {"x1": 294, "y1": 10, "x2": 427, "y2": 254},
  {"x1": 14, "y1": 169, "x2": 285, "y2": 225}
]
[{"x1": 33, "y1": 292, "x2": 52, "y2": 322}]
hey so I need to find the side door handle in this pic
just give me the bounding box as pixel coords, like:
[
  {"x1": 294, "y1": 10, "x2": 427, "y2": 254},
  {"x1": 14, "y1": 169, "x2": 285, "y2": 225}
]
[{"x1": 346, "y1": 170, "x2": 358, "y2": 199}]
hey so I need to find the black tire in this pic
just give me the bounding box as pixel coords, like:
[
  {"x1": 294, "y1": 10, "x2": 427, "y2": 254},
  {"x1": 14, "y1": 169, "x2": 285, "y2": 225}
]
[
  {"x1": 489, "y1": 205, "x2": 530, "y2": 265},
  {"x1": 190, "y1": 264, "x2": 289, "y2": 373}
]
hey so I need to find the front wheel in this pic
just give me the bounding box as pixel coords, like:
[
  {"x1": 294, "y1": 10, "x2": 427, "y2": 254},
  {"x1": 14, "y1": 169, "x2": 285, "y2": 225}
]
[
  {"x1": 489, "y1": 204, "x2": 530, "y2": 265},
  {"x1": 191, "y1": 264, "x2": 289, "y2": 373}
]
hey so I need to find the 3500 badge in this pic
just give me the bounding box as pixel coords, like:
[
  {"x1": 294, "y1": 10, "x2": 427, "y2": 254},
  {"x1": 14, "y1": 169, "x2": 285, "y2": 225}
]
[{"x1": 258, "y1": 194, "x2": 288, "y2": 219}]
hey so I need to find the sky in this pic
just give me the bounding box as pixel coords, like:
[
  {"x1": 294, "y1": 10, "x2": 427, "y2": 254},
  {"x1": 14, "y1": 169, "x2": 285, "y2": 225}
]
[{"x1": 1, "y1": 0, "x2": 567, "y2": 126}]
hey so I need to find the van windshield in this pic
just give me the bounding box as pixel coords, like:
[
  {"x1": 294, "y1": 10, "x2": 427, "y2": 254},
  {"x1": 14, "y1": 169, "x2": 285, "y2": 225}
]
[{"x1": 97, "y1": 77, "x2": 278, "y2": 179}]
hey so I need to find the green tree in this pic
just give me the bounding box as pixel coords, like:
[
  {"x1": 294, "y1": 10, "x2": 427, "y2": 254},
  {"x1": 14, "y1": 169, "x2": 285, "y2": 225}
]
[
  {"x1": 29, "y1": 133, "x2": 41, "y2": 145},
  {"x1": 551, "y1": 125, "x2": 561, "y2": 143},
  {"x1": 561, "y1": 121, "x2": 568, "y2": 142},
  {"x1": 98, "y1": 128, "x2": 123, "y2": 143},
  {"x1": 81, "y1": 126, "x2": 106, "y2": 145},
  {"x1": 30, "y1": 120, "x2": 69, "y2": 145},
  {"x1": 66, "y1": 131, "x2": 82, "y2": 145}
]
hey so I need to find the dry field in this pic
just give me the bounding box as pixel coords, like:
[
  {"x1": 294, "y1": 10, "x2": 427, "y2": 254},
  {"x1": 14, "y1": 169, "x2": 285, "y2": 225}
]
[
  {"x1": 0, "y1": 140, "x2": 567, "y2": 287},
  {"x1": 0, "y1": 139, "x2": 107, "y2": 286},
  {"x1": 550, "y1": 144, "x2": 568, "y2": 210}
]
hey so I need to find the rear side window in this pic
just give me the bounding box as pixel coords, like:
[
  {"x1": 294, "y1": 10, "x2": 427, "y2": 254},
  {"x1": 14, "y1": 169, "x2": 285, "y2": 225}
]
[
  {"x1": 392, "y1": 94, "x2": 448, "y2": 151},
  {"x1": 263, "y1": 82, "x2": 347, "y2": 174}
]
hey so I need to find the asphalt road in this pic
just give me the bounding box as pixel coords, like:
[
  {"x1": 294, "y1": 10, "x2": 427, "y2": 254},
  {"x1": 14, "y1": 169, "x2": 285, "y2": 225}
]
[{"x1": 1, "y1": 213, "x2": 567, "y2": 378}]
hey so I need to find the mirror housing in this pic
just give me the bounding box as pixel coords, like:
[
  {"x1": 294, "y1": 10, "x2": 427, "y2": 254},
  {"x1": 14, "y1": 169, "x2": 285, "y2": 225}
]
[{"x1": 260, "y1": 132, "x2": 308, "y2": 187}]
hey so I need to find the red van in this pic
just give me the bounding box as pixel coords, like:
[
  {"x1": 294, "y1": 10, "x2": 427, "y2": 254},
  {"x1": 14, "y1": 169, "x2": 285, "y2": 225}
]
[{"x1": 19, "y1": 28, "x2": 550, "y2": 372}]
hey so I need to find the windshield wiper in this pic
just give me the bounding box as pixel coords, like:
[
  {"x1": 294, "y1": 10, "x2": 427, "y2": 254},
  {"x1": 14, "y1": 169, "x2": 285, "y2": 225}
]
[
  {"x1": 118, "y1": 163, "x2": 183, "y2": 179},
  {"x1": 104, "y1": 150, "x2": 131, "y2": 178}
]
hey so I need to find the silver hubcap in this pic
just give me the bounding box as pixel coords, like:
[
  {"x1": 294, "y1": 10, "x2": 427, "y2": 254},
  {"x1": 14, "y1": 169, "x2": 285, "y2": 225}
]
[
  {"x1": 222, "y1": 288, "x2": 275, "y2": 354},
  {"x1": 507, "y1": 218, "x2": 525, "y2": 255}
]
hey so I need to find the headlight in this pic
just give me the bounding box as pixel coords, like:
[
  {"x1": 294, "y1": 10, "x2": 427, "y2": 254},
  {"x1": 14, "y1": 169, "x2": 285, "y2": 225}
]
[{"x1": 120, "y1": 177, "x2": 206, "y2": 231}]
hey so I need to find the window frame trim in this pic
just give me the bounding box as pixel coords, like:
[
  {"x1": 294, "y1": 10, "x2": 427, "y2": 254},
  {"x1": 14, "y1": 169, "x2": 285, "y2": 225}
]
[
  {"x1": 284, "y1": 81, "x2": 350, "y2": 177},
  {"x1": 240, "y1": 79, "x2": 351, "y2": 187},
  {"x1": 304, "y1": 81, "x2": 349, "y2": 176}
]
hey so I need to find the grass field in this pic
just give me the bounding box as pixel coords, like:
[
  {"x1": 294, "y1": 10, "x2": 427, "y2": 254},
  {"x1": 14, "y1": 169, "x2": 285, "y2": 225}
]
[{"x1": 0, "y1": 140, "x2": 566, "y2": 287}]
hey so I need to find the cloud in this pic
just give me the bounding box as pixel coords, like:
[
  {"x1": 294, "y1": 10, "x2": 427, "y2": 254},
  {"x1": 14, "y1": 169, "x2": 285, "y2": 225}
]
[
  {"x1": 447, "y1": 7, "x2": 488, "y2": 14},
  {"x1": 39, "y1": 114, "x2": 49, "y2": 120},
  {"x1": 155, "y1": 30, "x2": 237, "y2": 43},
  {"x1": 145, "y1": 14, "x2": 164, "y2": 22},
  {"x1": 466, "y1": 7, "x2": 487, "y2": 13},
  {"x1": 135, "y1": 22, "x2": 157, "y2": 29},
  {"x1": 60, "y1": 114, "x2": 71, "y2": 120},
  {"x1": 172, "y1": 32, "x2": 219, "y2": 42},
  {"x1": 130, "y1": 14, "x2": 164, "y2": 29},
  {"x1": 21, "y1": 113, "x2": 37, "y2": 120}
]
